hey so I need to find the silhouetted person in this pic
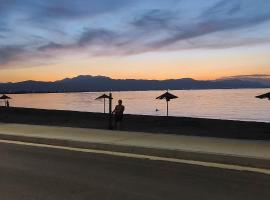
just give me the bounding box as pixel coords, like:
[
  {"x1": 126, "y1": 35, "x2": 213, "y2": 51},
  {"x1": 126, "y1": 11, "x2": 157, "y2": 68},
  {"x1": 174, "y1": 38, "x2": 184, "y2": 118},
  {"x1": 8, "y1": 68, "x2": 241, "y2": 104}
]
[
  {"x1": 112, "y1": 100, "x2": 125, "y2": 129},
  {"x1": 6, "y1": 100, "x2": 9, "y2": 108}
]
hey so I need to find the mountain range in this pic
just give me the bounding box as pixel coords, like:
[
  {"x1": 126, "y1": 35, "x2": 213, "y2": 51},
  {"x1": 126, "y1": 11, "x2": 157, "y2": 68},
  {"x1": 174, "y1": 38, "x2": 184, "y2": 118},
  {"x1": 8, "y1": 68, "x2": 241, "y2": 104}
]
[{"x1": 0, "y1": 75, "x2": 269, "y2": 94}]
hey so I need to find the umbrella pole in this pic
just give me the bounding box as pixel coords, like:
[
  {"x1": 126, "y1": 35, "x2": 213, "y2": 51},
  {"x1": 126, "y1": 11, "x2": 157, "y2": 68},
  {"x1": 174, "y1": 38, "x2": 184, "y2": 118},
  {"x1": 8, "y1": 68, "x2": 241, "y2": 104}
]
[
  {"x1": 108, "y1": 93, "x2": 113, "y2": 130},
  {"x1": 103, "y1": 98, "x2": 106, "y2": 113},
  {"x1": 166, "y1": 100, "x2": 168, "y2": 116}
]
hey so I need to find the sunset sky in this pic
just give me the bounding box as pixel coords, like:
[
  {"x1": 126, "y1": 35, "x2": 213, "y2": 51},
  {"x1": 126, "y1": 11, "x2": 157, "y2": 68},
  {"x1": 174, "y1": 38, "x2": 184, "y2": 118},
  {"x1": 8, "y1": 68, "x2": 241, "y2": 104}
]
[{"x1": 0, "y1": 0, "x2": 270, "y2": 82}]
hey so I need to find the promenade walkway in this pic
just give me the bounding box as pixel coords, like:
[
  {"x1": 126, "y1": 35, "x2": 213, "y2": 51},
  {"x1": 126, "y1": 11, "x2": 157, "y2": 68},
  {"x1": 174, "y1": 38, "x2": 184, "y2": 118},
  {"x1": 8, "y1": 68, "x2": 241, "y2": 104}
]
[{"x1": 0, "y1": 123, "x2": 269, "y2": 161}]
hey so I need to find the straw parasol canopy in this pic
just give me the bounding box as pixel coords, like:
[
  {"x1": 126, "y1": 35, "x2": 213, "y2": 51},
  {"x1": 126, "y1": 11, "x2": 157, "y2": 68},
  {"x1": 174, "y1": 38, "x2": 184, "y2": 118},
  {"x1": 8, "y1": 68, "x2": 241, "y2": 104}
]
[
  {"x1": 0, "y1": 94, "x2": 11, "y2": 107},
  {"x1": 95, "y1": 94, "x2": 110, "y2": 100},
  {"x1": 256, "y1": 92, "x2": 270, "y2": 100},
  {"x1": 156, "y1": 90, "x2": 178, "y2": 116},
  {"x1": 0, "y1": 94, "x2": 11, "y2": 100},
  {"x1": 95, "y1": 94, "x2": 111, "y2": 113}
]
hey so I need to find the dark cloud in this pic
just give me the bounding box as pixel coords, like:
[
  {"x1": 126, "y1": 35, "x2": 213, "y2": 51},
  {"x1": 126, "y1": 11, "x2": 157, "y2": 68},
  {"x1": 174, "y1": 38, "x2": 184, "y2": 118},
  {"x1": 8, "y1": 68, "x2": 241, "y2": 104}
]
[
  {"x1": 78, "y1": 29, "x2": 118, "y2": 46},
  {"x1": 37, "y1": 28, "x2": 119, "y2": 53},
  {"x1": 202, "y1": 0, "x2": 242, "y2": 17},
  {"x1": 0, "y1": 0, "x2": 131, "y2": 18},
  {"x1": 38, "y1": 42, "x2": 65, "y2": 51},
  {"x1": 0, "y1": 46, "x2": 25, "y2": 65},
  {"x1": 22, "y1": 0, "x2": 133, "y2": 25},
  {"x1": 131, "y1": 9, "x2": 177, "y2": 30}
]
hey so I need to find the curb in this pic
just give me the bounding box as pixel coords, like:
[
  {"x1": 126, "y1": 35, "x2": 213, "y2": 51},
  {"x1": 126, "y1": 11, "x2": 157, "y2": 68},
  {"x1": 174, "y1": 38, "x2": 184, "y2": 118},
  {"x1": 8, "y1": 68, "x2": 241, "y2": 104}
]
[{"x1": 0, "y1": 133, "x2": 269, "y2": 170}]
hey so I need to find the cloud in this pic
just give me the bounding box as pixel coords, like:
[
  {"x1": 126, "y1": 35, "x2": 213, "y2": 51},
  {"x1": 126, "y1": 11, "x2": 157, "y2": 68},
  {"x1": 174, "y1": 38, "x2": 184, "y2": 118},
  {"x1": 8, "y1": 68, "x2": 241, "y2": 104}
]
[
  {"x1": 223, "y1": 74, "x2": 270, "y2": 79},
  {"x1": 148, "y1": 1, "x2": 270, "y2": 49},
  {"x1": 36, "y1": 28, "x2": 120, "y2": 54},
  {"x1": 131, "y1": 9, "x2": 177, "y2": 30},
  {"x1": 78, "y1": 29, "x2": 118, "y2": 46},
  {"x1": 202, "y1": 0, "x2": 242, "y2": 17},
  {"x1": 1, "y1": 0, "x2": 270, "y2": 68},
  {"x1": 38, "y1": 42, "x2": 65, "y2": 51},
  {"x1": 0, "y1": 19, "x2": 9, "y2": 33},
  {"x1": 71, "y1": 1, "x2": 270, "y2": 55},
  {"x1": 19, "y1": 0, "x2": 133, "y2": 26},
  {"x1": 0, "y1": 46, "x2": 25, "y2": 65}
]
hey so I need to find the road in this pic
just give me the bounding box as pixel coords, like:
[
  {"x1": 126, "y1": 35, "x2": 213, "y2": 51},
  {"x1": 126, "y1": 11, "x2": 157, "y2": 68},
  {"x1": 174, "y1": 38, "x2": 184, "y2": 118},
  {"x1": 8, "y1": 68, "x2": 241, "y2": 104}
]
[{"x1": 0, "y1": 141, "x2": 269, "y2": 200}]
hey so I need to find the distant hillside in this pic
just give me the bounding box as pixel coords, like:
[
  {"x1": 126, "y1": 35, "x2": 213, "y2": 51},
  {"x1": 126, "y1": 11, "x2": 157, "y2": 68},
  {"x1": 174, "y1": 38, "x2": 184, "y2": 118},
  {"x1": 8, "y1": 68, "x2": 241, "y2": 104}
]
[{"x1": 0, "y1": 75, "x2": 269, "y2": 94}]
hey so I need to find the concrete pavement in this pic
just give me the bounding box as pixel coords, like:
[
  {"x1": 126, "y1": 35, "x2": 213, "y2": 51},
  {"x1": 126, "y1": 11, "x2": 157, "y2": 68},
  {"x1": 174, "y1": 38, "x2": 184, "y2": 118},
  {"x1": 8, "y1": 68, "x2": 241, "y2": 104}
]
[
  {"x1": 0, "y1": 123, "x2": 270, "y2": 199},
  {"x1": 0, "y1": 123, "x2": 270, "y2": 169},
  {"x1": 1, "y1": 142, "x2": 270, "y2": 200}
]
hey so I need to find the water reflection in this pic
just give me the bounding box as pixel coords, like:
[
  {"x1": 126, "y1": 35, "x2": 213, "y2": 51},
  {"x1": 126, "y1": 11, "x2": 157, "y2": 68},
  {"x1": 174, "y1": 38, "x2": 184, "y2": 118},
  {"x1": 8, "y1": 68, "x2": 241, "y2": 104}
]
[{"x1": 7, "y1": 89, "x2": 270, "y2": 122}]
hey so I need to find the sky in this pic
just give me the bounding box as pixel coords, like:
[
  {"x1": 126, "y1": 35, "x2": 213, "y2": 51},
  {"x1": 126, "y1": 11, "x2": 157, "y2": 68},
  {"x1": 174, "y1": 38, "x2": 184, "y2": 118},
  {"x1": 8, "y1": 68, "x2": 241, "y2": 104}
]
[{"x1": 0, "y1": 0, "x2": 270, "y2": 82}]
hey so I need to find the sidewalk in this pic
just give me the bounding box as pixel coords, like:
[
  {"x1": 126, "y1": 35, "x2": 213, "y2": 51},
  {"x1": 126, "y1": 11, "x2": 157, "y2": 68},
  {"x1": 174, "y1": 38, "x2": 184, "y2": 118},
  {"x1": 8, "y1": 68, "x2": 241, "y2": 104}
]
[{"x1": 0, "y1": 123, "x2": 270, "y2": 168}]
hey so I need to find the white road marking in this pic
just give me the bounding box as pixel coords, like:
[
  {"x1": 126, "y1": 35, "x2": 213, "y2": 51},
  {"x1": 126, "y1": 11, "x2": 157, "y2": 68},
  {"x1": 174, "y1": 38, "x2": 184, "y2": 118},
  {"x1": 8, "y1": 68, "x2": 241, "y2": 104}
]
[{"x1": 0, "y1": 139, "x2": 270, "y2": 175}]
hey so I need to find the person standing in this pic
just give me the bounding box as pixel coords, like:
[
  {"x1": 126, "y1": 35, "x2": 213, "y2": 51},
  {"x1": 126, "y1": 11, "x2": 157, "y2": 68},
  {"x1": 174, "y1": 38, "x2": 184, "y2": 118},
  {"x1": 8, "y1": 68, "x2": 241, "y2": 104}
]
[{"x1": 112, "y1": 100, "x2": 125, "y2": 129}]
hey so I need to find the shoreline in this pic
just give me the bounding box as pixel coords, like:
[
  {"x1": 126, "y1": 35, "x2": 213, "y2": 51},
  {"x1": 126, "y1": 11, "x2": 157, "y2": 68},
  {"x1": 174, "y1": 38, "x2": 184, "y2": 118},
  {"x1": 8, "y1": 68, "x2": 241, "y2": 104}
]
[
  {"x1": 2, "y1": 87, "x2": 270, "y2": 95},
  {"x1": 0, "y1": 107, "x2": 269, "y2": 140}
]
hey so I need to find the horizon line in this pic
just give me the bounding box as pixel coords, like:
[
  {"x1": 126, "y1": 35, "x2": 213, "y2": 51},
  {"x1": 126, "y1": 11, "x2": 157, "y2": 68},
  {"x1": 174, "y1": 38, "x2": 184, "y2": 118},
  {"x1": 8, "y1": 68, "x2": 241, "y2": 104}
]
[{"x1": 1, "y1": 73, "x2": 270, "y2": 84}]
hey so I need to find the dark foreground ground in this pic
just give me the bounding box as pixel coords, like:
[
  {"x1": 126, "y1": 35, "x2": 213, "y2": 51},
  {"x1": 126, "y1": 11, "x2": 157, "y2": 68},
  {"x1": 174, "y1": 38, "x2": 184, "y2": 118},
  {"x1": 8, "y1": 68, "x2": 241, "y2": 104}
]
[
  {"x1": 0, "y1": 107, "x2": 270, "y2": 140},
  {"x1": 0, "y1": 142, "x2": 270, "y2": 200}
]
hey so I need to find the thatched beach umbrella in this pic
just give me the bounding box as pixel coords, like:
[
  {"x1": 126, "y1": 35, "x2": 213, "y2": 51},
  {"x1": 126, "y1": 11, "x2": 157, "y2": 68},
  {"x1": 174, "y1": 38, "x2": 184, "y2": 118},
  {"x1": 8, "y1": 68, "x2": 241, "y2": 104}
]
[
  {"x1": 96, "y1": 93, "x2": 114, "y2": 129},
  {"x1": 95, "y1": 94, "x2": 110, "y2": 113},
  {"x1": 256, "y1": 92, "x2": 270, "y2": 100},
  {"x1": 156, "y1": 90, "x2": 178, "y2": 116},
  {"x1": 0, "y1": 94, "x2": 11, "y2": 99},
  {"x1": 0, "y1": 94, "x2": 11, "y2": 107}
]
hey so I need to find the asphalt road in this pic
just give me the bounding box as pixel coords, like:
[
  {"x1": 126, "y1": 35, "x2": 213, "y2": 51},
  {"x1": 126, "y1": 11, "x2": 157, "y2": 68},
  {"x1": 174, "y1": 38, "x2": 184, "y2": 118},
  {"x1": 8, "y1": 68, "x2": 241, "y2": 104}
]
[{"x1": 0, "y1": 142, "x2": 269, "y2": 200}]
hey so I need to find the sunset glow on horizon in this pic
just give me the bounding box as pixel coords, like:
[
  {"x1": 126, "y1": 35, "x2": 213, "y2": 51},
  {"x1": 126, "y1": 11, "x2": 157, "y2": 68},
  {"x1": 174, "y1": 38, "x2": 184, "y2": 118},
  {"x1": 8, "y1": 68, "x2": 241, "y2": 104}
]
[{"x1": 0, "y1": 0, "x2": 270, "y2": 82}]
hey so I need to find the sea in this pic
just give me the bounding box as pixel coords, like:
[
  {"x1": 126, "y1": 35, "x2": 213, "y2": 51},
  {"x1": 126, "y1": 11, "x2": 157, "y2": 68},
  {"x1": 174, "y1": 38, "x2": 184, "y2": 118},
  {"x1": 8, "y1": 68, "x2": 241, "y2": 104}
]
[{"x1": 3, "y1": 89, "x2": 270, "y2": 123}]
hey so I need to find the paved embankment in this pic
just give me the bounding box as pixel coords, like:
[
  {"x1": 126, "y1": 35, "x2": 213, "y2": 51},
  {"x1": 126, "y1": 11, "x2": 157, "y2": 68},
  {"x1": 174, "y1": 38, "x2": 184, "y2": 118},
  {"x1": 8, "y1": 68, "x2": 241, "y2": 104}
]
[{"x1": 0, "y1": 107, "x2": 270, "y2": 140}]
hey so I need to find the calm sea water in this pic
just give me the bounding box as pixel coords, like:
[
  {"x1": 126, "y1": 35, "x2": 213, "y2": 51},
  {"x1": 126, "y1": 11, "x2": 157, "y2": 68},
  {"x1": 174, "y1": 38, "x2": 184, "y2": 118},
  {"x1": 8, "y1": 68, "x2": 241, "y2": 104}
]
[{"x1": 3, "y1": 89, "x2": 270, "y2": 122}]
